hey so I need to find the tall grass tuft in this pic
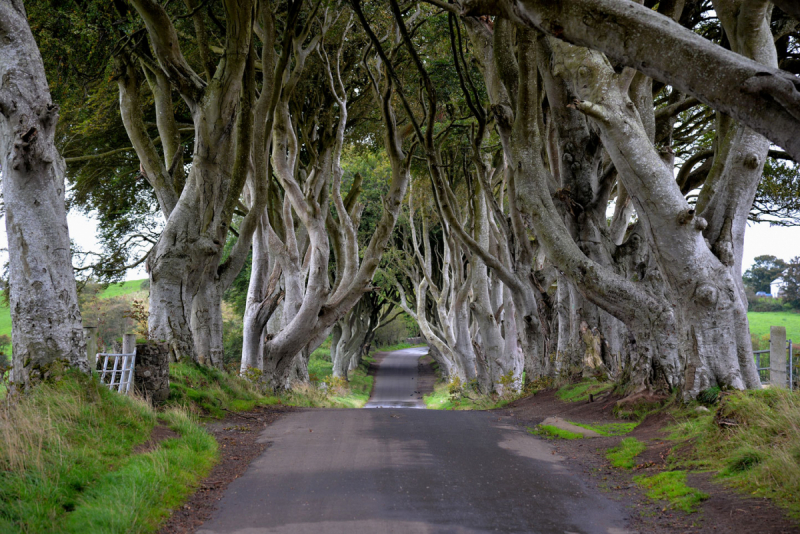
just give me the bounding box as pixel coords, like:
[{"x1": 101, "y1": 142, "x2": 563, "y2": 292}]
[
  {"x1": 669, "y1": 387, "x2": 800, "y2": 519},
  {"x1": 0, "y1": 372, "x2": 216, "y2": 533}
]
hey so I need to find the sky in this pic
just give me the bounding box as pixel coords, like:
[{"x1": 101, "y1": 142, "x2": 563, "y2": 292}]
[{"x1": 1, "y1": 210, "x2": 798, "y2": 282}]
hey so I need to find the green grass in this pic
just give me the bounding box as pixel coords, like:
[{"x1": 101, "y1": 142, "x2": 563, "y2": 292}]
[
  {"x1": 423, "y1": 381, "x2": 511, "y2": 410},
  {"x1": 280, "y1": 346, "x2": 374, "y2": 408},
  {"x1": 0, "y1": 372, "x2": 216, "y2": 533},
  {"x1": 529, "y1": 424, "x2": 583, "y2": 440},
  {"x1": 634, "y1": 471, "x2": 709, "y2": 513},
  {"x1": 667, "y1": 388, "x2": 800, "y2": 519},
  {"x1": 747, "y1": 311, "x2": 800, "y2": 342},
  {"x1": 97, "y1": 279, "x2": 148, "y2": 299},
  {"x1": 556, "y1": 380, "x2": 614, "y2": 402},
  {"x1": 606, "y1": 437, "x2": 647, "y2": 468},
  {"x1": 571, "y1": 421, "x2": 639, "y2": 436},
  {"x1": 167, "y1": 362, "x2": 280, "y2": 418}
]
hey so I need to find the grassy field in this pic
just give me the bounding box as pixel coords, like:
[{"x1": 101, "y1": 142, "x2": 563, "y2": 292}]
[
  {"x1": 0, "y1": 278, "x2": 148, "y2": 341},
  {"x1": 747, "y1": 311, "x2": 800, "y2": 343},
  {"x1": 96, "y1": 279, "x2": 148, "y2": 299}
]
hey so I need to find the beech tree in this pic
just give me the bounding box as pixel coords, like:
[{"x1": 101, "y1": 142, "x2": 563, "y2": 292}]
[
  {"x1": 0, "y1": 0, "x2": 88, "y2": 390},
  {"x1": 349, "y1": 0, "x2": 799, "y2": 398},
  {"x1": 20, "y1": 0, "x2": 799, "y2": 399}
]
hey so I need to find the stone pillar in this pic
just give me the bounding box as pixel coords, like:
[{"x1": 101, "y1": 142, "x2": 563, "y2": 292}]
[
  {"x1": 133, "y1": 342, "x2": 171, "y2": 403},
  {"x1": 83, "y1": 326, "x2": 97, "y2": 369},
  {"x1": 770, "y1": 326, "x2": 787, "y2": 388}
]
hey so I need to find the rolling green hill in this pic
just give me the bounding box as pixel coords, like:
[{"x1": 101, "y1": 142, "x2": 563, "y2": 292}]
[{"x1": 0, "y1": 279, "x2": 148, "y2": 345}]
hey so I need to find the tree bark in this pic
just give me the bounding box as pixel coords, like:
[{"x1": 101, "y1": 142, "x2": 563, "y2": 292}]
[
  {"x1": 0, "y1": 0, "x2": 88, "y2": 390},
  {"x1": 462, "y1": 0, "x2": 800, "y2": 161}
]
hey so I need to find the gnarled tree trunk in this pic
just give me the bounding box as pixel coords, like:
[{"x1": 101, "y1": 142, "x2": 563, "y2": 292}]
[{"x1": 0, "y1": 0, "x2": 88, "y2": 391}]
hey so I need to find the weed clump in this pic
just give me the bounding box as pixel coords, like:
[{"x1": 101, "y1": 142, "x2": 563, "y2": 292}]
[
  {"x1": 606, "y1": 437, "x2": 647, "y2": 468},
  {"x1": 634, "y1": 471, "x2": 709, "y2": 513},
  {"x1": 530, "y1": 425, "x2": 583, "y2": 440}
]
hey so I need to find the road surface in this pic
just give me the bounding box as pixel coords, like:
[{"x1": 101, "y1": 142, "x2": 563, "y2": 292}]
[
  {"x1": 364, "y1": 347, "x2": 429, "y2": 409},
  {"x1": 196, "y1": 349, "x2": 631, "y2": 534}
]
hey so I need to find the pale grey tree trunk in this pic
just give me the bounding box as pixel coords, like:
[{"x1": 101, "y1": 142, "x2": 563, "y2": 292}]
[
  {"x1": 116, "y1": 0, "x2": 259, "y2": 367},
  {"x1": 0, "y1": 0, "x2": 88, "y2": 390},
  {"x1": 558, "y1": 13, "x2": 771, "y2": 397},
  {"x1": 191, "y1": 270, "x2": 225, "y2": 367},
  {"x1": 462, "y1": 0, "x2": 800, "y2": 161}
]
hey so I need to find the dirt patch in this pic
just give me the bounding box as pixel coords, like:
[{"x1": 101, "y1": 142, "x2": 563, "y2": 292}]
[
  {"x1": 416, "y1": 353, "x2": 436, "y2": 397},
  {"x1": 502, "y1": 388, "x2": 621, "y2": 426},
  {"x1": 158, "y1": 404, "x2": 294, "y2": 534},
  {"x1": 134, "y1": 424, "x2": 180, "y2": 454},
  {"x1": 499, "y1": 391, "x2": 800, "y2": 533}
]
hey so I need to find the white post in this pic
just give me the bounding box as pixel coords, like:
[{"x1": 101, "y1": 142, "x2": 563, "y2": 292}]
[
  {"x1": 770, "y1": 326, "x2": 787, "y2": 388},
  {"x1": 122, "y1": 334, "x2": 136, "y2": 395}
]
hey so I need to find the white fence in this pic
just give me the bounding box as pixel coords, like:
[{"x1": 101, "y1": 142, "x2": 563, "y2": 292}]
[
  {"x1": 92, "y1": 333, "x2": 137, "y2": 395},
  {"x1": 99, "y1": 349, "x2": 137, "y2": 394}
]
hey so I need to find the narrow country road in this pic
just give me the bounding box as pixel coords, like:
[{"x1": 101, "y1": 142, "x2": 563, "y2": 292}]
[
  {"x1": 364, "y1": 347, "x2": 428, "y2": 408},
  {"x1": 196, "y1": 349, "x2": 631, "y2": 534}
]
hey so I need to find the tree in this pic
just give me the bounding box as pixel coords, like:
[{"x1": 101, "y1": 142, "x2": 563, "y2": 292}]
[
  {"x1": 783, "y1": 257, "x2": 800, "y2": 310},
  {"x1": 743, "y1": 255, "x2": 788, "y2": 293},
  {"x1": 357, "y1": 0, "x2": 788, "y2": 398},
  {"x1": 0, "y1": 0, "x2": 88, "y2": 391}
]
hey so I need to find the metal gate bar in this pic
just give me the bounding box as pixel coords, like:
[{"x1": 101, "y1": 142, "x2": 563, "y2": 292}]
[{"x1": 99, "y1": 349, "x2": 137, "y2": 394}]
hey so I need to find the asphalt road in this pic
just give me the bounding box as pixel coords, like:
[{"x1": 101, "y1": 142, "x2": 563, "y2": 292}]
[
  {"x1": 364, "y1": 347, "x2": 429, "y2": 409},
  {"x1": 196, "y1": 350, "x2": 631, "y2": 534}
]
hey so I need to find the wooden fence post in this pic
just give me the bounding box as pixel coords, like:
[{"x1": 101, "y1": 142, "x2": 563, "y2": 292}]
[{"x1": 770, "y1": 326, "x2": 787, "y2": 388}]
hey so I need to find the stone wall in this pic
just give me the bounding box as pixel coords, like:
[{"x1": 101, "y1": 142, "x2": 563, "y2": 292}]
[{"x1": 134, "y1": 342, "x2": 170, "y2": 403}]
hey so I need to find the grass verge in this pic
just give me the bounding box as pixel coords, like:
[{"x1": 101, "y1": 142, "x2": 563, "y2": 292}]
[
  {"x1": 606, "y1": 437, "x2": 647, "y2": 469},
  {"x1": 529, "y1": 424, "x2": 583, "y2": 440},
  {"x1": 280, "y1": 345, "x2": 374, "y2": 408},
  {"x1": 571, "y1": 421, "x2": 638, "y2": 436},
  {"x1": 0, "y1": 372, "x2": 216, "y2": 533},
  {"x1": 168, "y1": 362, "x2": 280, "y2": 418},
  {"x1": 634, "y1": 471, "x2": 709, "y2": 513},
  {"x1": 423, "y1": 381, "x2": 512, "y2": 410},
  {"x1": 556, "y1": 380, "x2": 613, "y2": 402},
  {"x1": 667, "y1": 387, "x2": 800, "y2": 519}
]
